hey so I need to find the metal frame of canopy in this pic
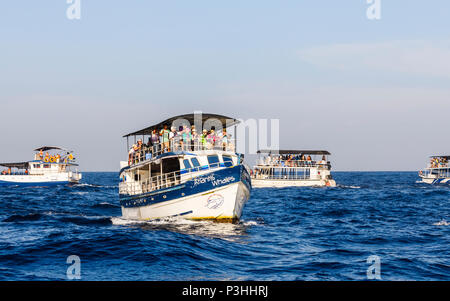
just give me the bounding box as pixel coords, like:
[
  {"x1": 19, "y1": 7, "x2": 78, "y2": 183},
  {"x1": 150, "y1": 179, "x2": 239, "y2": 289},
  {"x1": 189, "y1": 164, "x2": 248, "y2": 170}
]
[
  {"x1": 34, "y1": 146, "x2": 72, "y2": 153},
  {"x1": 0, "y1": 162, "x2": 29, "y2": 170}
]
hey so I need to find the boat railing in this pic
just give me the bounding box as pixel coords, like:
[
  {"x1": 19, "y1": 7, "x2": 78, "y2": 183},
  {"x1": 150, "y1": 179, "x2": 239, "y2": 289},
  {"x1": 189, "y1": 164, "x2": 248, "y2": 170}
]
[
  {"x1": 119, "y1": 170, "x2": 182, "y2": 195},
  {"x1": 251, "y1": 170, "x2": 323, "y2": 181},
  {"x1": 119, "y1": 159, "x2": 236, "y2": 196},
  {"x1": 256, "y1": 160, "x2": 331, "y2": 169},
  {"x1": 427, "y1": 163, "x2": 449, "y2": 169},
  {"x1": 129, "y1": 137, "x2": 236, "y2": 166},
  {"x1": 419, "y1": 169, "x2": 450, "y2": 178}
]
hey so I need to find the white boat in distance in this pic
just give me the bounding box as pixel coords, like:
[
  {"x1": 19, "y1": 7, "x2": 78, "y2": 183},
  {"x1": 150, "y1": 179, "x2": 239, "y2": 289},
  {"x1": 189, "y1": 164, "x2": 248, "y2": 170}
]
[
  {"x1": 251, "y1": 150, "x2": 337, "y2": 187},
  {"x1": 419, "y1": 155, "x2": 450, "y2": 184},
  {"x1": 0, "y1": 146, "x2": 82, "y2": 186},
  {"x1": 119, "y1": 113, "x2": 252, "y2": 223}
]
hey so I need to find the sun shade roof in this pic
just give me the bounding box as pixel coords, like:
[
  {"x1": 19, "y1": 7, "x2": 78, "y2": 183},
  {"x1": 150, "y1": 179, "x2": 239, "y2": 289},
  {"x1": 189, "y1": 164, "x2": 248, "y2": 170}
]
[
  {"x1": 34, "y1": 146, "x2": 70, "y2": 152},
  {"x1": 0, "y1": 162, "x2": 29, "y2": 169},
  {"x1": 430, "y1": 155, "x2": 450, "y2": 159},
  {"x1": 123, "y1": 113, "x2": 240, "y2": 138},
  {"x1": 257, "y1": 150, "x2": 331, "y2": 155}
]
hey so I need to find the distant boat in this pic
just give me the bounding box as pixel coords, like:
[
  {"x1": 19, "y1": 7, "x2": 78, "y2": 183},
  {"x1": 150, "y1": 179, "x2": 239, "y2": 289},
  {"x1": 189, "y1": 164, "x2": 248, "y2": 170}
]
[
  {"x1": 419, "y1": 155, "x2": 450, "y2": 184},
  {"x1": 251, "y1": 150, "x2": 337, "y2": 187},
  {"x1": 0, "y1": 146, "x2": 82, "y2": 186},
  {"x1": 118, "y1": 113, "x2": 252, "y2": 223}
]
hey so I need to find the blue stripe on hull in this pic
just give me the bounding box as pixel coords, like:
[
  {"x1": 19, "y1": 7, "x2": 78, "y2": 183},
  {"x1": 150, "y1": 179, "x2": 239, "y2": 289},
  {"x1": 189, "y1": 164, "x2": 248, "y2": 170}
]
[
  {"x1": 0, "y1": 180, "x2": 70, "y2": 187},
  {"x1": 120, "y1": 165, "x2": 252, "y2": 208}
]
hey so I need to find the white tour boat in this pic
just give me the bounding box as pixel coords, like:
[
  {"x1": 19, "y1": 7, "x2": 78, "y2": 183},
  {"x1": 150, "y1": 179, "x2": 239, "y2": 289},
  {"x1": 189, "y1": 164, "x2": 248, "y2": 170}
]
[
  {"x1": 0, "y1": 146, "x2": 82, "y2": 186},
  {"x1": 251, "y1": 150, "x2": 336, "y2": 187},
  {"x1": 419, "y1": 155, "x2": 450, "y2": 184},
  {"x1": 118, "y1": 113, "x2": 252, "y2": 223}
]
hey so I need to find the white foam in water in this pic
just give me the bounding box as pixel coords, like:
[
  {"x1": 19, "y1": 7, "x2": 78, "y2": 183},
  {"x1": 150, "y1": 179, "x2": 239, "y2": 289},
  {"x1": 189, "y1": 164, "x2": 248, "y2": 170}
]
[
  {"x1": 241, "y1": 220, "x2": 259, "y2": 226},
  {"x1": 111, "y1": 216, "x2": 262, "y2": 227},
  {"x1": 74, "y1": 183, "x2": 118, "y2": 188},
  {"x1": 337, "y1": 185, "x2": 361, "y2": 189},
  {"x1": 110, "y1": 216, "x2": 200, "y2": 226},
  {"x1": 71, "y1": 192, "x2": 88, "y2": 195},
  {"x1": 433, "y1": 220, "x2": 449, "y2": 226}
]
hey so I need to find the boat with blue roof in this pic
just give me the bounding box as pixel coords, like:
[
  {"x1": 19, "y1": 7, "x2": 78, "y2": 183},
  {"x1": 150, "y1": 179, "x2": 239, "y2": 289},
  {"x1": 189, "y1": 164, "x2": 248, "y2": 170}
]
[
  {"x1": 0, "y1": 146, "x2": 82, "y2": 186},
  {"x1": 118, "y1": 113, "x2": 252, "y2": 222}
]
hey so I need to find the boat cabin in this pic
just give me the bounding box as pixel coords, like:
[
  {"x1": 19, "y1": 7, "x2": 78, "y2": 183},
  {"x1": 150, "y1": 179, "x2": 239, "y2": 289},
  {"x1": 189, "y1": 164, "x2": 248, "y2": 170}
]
[
  {"x1": 119, "y1": 113, "x2": 242, "y2": 196},
  {"x1": 252, "y1": 150, "x2": 332, "y2": 181}
]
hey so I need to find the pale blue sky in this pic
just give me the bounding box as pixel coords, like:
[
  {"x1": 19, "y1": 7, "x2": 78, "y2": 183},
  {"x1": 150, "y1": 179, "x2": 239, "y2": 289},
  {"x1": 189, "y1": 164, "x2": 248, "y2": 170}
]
[{"x1": 1, "y1": 1, "x2": 449, "y2": 171}]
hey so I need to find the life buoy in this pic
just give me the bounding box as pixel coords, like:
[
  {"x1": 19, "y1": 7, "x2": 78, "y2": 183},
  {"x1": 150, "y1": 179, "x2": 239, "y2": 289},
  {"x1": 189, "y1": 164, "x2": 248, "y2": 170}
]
[
  {"x1": 326, "y1": 180, "x2": 331, "y2": 187},
  {"x1": 50, "y1": 157, "x2": 56, "y2": 163},
  {"x1": 44, "y1": 157, "x2": 50, "y2": 163}
]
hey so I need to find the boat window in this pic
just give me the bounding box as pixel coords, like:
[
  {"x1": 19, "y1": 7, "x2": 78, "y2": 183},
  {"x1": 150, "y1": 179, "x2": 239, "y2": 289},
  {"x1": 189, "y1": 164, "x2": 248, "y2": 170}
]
[
  {"x1": 191, "y1": 158, "x2": 200, "y2": 167},
  {"x1": 43, "y1": 164, "x2": 50, "y2": 168},
  {"x1": 222, "y1": 155, "x2": 233, "y2": 167},
  {"x1": 33, "y1": 164, "x2": 40, "y2": 168},
  {"x1": 207, "y1": 155, "x2": 220, "y2": 168},
  {"x1": 183, "y1": 159, "x2": 192, "y2": 170},
  {"x1": 162, "y1": 158, "x2": 181, "y2": 174}
]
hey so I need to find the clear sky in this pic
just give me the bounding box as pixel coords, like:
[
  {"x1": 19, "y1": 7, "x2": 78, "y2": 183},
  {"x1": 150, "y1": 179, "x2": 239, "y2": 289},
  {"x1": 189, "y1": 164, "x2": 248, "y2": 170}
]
[{"x1": 1, "y1": 1, "x2": 449, "y2": 171}]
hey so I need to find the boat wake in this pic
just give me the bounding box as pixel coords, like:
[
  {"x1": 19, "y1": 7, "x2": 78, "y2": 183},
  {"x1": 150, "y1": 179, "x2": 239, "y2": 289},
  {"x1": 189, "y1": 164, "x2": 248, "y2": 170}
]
[{"x1": 111, "y1": 216, "x2": 262, "y2": 241}]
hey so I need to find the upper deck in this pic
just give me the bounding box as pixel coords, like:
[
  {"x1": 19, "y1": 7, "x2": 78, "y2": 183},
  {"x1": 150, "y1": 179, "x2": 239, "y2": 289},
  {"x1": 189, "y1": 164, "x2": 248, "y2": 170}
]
[
  {"x1": 426, "y1": 155, "x2": 449, "y2": 169},
  {"x1": 124, "y1": 112, "x2": 240, "y2": 167},
  {"x1": 254, "y1": 150, "x2": 332, "y2": 170},
  {"x1": 0, "y1": 146, "x2": 79, "y2": 176}
]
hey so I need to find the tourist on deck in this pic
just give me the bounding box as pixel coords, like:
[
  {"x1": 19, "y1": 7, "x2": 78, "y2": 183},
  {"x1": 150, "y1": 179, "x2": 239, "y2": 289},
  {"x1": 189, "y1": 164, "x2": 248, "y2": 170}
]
[
  {"x1": 135, "y1": 139, "x2": 143, "y2": 162},
  {"x1": 181, "y1": 125, "x2": 192, "y2": 151},
  {"x1": 219, "y1": 129, "x2": 230, "y2": 151},
  {"x1": 191, "y1": 128, "x2": 199, "y2": 150},
  {"x1": 150, "y1": 129, "x2": 159, "y2": 154},
  {"x1": 207, "y1": 129, "x2": 217, "y2": 149},
  {"x1": 160, "y1": 125, "x2": 170, "y2": 152},
  {"x1": 201, "y1": 129, "x2": 208, "y2": 149},
  {"x1": 128, "y1": 144, "x2": 136, "y2": 165}
]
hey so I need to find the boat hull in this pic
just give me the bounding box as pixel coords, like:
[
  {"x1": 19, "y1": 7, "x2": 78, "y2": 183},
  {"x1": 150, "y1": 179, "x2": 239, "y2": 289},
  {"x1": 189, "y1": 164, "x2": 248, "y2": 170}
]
[
  {"x1": 120, "y1": 165, "x2": 251, "y2": 222},
  {"x1": 0, "y1": 173, "x2": 81, "y2": 187},
  {"x1": 419, "y1": 176, "x2": 450, "y2": 185},
  {"x1": 252, "y1": 178, "x2": 336, "y2": 188}
]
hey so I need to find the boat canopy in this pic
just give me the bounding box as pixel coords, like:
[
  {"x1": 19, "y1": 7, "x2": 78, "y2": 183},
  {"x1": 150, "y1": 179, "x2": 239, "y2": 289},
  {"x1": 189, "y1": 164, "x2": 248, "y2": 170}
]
[
  {"x1": 0, "y1": 162, "x2": 29, "y2": 169},
  {"x1": 123, "y1": 113, "x2": 240, "y2": 138},
  {"x1": 34, "y1": 146, "x2": 71, "y2": 152},
  {"x1": 430, "y1": 155, "x2": 450, "y2": 159},
  {"x1": 257, "y1": 150, "x2": 331, "y2": 155}
]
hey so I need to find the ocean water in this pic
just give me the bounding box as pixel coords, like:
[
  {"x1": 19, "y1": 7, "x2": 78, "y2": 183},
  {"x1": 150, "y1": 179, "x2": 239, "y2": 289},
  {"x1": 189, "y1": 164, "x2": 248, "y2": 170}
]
[{"x1": 0, "y1": 172, "x2": 448, "y2": 281}]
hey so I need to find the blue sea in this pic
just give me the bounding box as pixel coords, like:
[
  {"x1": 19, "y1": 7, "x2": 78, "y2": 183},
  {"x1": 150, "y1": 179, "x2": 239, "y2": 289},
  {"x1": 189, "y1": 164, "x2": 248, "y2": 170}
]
[{"x1": 0, "y1": 172, "x2": 448, "y2": 281}]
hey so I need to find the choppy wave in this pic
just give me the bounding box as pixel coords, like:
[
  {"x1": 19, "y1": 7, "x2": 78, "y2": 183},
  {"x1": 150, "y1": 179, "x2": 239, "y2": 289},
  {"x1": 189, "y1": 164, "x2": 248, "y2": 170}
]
[{"x1": 433, "y1": 220, "x2": 449, "y2": 226}]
